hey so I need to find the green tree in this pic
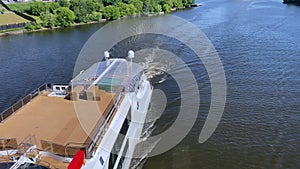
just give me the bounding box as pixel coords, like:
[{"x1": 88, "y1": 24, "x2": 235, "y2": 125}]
[
  {"x1": 54, "y1": 7, "x2": 75, "y2": 27},
  {"x1": 59, "y1": 0, "x2": 71, "y2": 8},
  {"x1": 91, "y1": 0, "x2": 104, "y2": 12},
  {"x1": 173, "y1": 0, "x2": 183, "y2": 9},
  {"x1": 128, "y1": 0, "x2": 143, "y2": 14},
  {"x1": 182, "y1": 0, "x2": 195, "y2": 8},
  {"x1": 103, "y1": 5, "x2": 120, "y2": 20},
  {"x1": 29, "y1": 2, "x2": 47, "y2": 16},
  {"x1": 127, "y1": 4, "x2": 137, "y2": 15},
  {"x1": 84, "y1": 0, "x2": 96, "y2": 13},
  {"x1": 89, "y1": 12, "x2": 102, "y2": 21},
  {"x1": 163, "y1": 4, "x2": 171, "y2": 13},
  {"x1": 150, "y1": 1, "x2": 162, "y2": 13},
  {"x1": 159, "y1": 0, "x2": 173, "y2": 7},
  {"x1": 25, "y1": 23, "x2": 35, "y2": 31},
  {"x1": 70, "y1": 0, "x2": 80, "y2": 11},
  {"x1": 70, "y1": 0, "x2": 104, "y2": 23},
  {"x1": 40, "y1": 11, "x2": 55, "y2": 28},
  {"x1": 103, "y1": 0, "x2": 121, "y2": 6},
  {"x1": 47, "y1": 2, "x2": 60, "y2": 13},
  {"x1": 117, "y1": 2, "x2": 135, "y2": 17},
  {"x1": 142, "y1": 0, "x2": 151, "y2": 14},
  {"x1": 74, "y1": 6, "x2": 89, "y2": 23},
  {"x1": 34, "y1": 23, "x2": 43, "y2": 29},
  {"x1": 25, "y1": 22, "x2": 42, "y2": 31}
]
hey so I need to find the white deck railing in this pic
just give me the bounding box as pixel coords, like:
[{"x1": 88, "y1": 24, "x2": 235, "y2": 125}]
[{"x1": 0, "y1": 83, "x2": 55, "y2": 123}]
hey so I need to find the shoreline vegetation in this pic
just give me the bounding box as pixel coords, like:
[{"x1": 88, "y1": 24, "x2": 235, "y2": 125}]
[{"x1": 0, "y1": 0, "x2": 196, "y2": 36}]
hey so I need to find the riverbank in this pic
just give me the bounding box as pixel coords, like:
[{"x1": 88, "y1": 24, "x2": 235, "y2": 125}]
[
  {"x1": 0, "y1": 28, "x2": 23, "y2": 36},
  {"x1": 0, "y1": 7, "x2": 194, "y2": 37},
  {"x1": 0, "y1": 20, "x2": 105, "y2": 36},
  {"x1": 0, "y1": 0, "x2": 200, "y2": 36}
]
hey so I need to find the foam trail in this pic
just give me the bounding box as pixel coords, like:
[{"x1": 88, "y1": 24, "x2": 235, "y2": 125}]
[{"x1": 135, "y1": 48, "x2": 176, "y2": 83}]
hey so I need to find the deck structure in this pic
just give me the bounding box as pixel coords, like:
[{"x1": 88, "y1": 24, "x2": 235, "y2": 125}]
[{"x1": 0, "y1": 86, "x2": 120, "y2": 158}]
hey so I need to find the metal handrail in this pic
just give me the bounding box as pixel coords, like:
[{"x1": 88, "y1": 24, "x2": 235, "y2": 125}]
[
  {"x1": 0, "y1": 138, "x2": 18, "y2": 151},
  {"x1": 86, "y1": 93, "x2": 124, "y2": 157},
  {"x1": 0, "y1": 83, "x2": 52, "y2": 123},
  {"x1": 0, "y1": 138, "x2": 24, "y2": 163},
  {"x1": 0, "y1": 142, "x2": 18, "y2": 164}
]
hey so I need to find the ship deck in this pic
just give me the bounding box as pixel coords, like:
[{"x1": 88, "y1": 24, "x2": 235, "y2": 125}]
[{"x1": 0, "y1": 86, "x2": 120, "y2": 157}]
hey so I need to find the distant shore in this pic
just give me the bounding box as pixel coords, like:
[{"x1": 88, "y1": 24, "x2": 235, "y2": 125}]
[
  {"x1": 0, "y1": 14, "x2": 155, "y2": 36},
  {"x1": 0, "y1": 0, "x2": 201, "y2": 37},
  {"x1": 0, "y1": 20, "x2": 106, "y2": 36},
  {"x1": 0, "y1": 9, "x2": 187, "y2": 37}
]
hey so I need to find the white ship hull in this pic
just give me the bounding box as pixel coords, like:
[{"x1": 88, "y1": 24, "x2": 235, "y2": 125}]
[{"x1": 84, "y1": 74, "x2": 153, "y2": 169}]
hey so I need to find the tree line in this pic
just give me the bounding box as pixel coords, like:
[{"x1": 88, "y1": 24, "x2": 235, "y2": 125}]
[{"x1": 8, "y1": 0, "x2": 195, "y2": 30}]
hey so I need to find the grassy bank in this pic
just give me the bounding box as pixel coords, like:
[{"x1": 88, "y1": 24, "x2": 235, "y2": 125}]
[
  {"x1": 6, "y1": 3, "x2": 31, "y2": 13},
  {"x1": 0, "y1": 27, "x2": 23, "y2": 37},
  {"x1": 0, "y1": 13, "x2": 29, "y2": 25}
]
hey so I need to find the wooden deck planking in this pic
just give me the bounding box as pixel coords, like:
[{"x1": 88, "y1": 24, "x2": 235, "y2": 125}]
[{"x1": 0, "y1": 87, "x2": 118, "y2": 155}]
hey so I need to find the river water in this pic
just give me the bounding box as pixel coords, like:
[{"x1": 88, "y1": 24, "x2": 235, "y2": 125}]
[{"x1": 0, "y1": 0, "x2": 300, "y2": 168}]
